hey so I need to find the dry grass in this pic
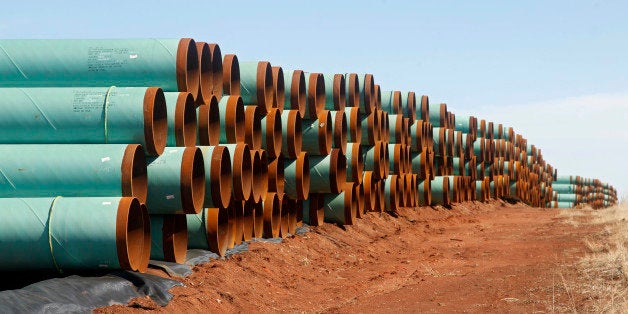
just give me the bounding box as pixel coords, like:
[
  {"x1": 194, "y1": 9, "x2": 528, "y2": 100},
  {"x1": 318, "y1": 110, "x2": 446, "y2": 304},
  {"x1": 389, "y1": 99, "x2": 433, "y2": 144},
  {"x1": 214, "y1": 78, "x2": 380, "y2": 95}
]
[{"x1": 561, "y1": 202, "x2": 628, "y2": 312}]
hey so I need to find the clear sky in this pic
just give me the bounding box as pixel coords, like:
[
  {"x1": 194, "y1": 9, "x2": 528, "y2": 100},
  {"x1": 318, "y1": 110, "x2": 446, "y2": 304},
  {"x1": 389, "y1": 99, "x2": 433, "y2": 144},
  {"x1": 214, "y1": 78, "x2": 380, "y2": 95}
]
[{"x1": 2, "y1": 0, "x2": 627, "y2": 198}]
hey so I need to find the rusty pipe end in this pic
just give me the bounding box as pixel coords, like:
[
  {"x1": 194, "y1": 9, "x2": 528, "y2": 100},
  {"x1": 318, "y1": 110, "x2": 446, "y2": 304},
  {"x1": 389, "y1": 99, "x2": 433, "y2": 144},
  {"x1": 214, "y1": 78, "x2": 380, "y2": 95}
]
[
  {"x1": 162, "y1": 214, "x2": 188, "y2": 263},
  {"x1": 207, "y1": 43, "x2": 223, "y2": 97},
  {"x1": 137, "y1": 203, "x2": 151, "y2": 273},
  {"x1": 174, "y1": 92, "x2": 197, "y2": 147},
  {"x1": 295, "y1": 152, "x2": 310, "y2": 200},
  {"x1": 333, "y1": 110, "x2": 348, "y2": 155},
  {"x1": 225, "y1": 95, "x2": 246, "y2": 143},
  {"x1": 290, "y1": 70, "x2": 307, "y2": 117},
  {"x1": 206, "y1": 207, "x2": 230, "y2": 256},
  {"x1": 266, "y1": 108, "x2": 283, "y2": 159},
  {"x1": 268, "y1": 155, "x2": 285, "y2": 195},
  {"x1": 181, "y1": 147, "x2": 206, "y2": 214},
  {"x1": 263, "y1": 192, "x2": 281, "y2": 238},
  {"x1": 279, "y1": 195, "x2": 290, "y2": 238},
  {"x1": 121, "y1": 144, "x2": 148, "y2": 204},
  {"x1": 176, "y1": 38, "x2": 200, "y2": 101},
  {"x1": 333, "y1": 74, "x2": 346, "y2": 111},
  {"x1": 232, "y1": 143, "x2": 253, "y2": 201},
  {"x1": 329, "y1": 149, "x2": 347, "y2": 194},
  {"x1": 350, "y1": 143, "x2": 364, "y2": 184},
  {"x1": 257, "y1": 61, "x2": 274, "y2": 113},
  {"x1": 318, "y1": 110, "x2": 333, "y2": 155},
  {"x1": 244, "y1": 105, "x2": 263, "y2": 150},
  {"x1": 143, "y1": 87, "x2": 168, "y2": 156},
  {"x1": 272, "y1": 66, "x2": 285, "y2": 111},
  {"x1": 209, "y1": 146, "x2": 233, "y2": 209},
  {"x1": 251, "y1": 199, "x2": 264, "y2": 238},
  {"x1": 222, "y1": 54, "x2": 240, "y2": 95},
  {"x1": 115, "y1": 197, "x2": 144, "y2": 272},
  {"x1": 197, "y1": 95, "x2": 221, "y2": 146},
  {"x1": 249, "y1": 150, "x2": 263, "y2": 203},
  {"x1": 307, "y1": 73, "x2": 326, "y2": 118},
  {"x1": 195, "y1": 42, "x2": 212, "y2": 106}
]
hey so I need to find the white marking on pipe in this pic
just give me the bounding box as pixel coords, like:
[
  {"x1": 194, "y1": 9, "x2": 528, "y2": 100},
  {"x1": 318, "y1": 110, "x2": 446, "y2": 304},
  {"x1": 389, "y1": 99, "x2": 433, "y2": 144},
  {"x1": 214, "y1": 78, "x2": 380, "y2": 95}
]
[
  {"x1": 102, "y1": 201, "x2": 112, "y2": 205},
  {"x1": 166, "y1": 195, "x2": 175, "y2": 200},
  {"x1": 129, "y1": 54, "x2": 138, "y2": 59},
  {"x1": 101, "y1": 157, "x2": 111, "y2": 162}
]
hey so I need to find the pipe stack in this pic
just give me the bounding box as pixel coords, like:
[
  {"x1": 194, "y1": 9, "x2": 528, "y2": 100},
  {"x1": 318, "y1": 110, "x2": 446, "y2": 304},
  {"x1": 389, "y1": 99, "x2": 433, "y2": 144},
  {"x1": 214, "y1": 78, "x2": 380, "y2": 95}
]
[{"x1": 0, "y1": 37, "x2": 617, "y2": 275}]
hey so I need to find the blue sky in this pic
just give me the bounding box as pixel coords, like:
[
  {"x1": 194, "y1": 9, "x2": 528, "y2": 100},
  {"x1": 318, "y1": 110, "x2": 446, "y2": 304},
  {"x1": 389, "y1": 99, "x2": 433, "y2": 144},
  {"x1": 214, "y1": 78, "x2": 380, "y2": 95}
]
[{"x1": 2, "y1": 0, "x2": 627, "y2": 198}]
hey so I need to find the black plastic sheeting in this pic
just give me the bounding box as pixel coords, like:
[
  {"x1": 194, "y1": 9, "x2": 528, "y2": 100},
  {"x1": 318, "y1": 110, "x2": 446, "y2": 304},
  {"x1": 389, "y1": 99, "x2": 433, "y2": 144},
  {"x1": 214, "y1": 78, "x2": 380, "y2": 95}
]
[{"x1": 0, "y1": 226, "x2": 310, "y2": 313}]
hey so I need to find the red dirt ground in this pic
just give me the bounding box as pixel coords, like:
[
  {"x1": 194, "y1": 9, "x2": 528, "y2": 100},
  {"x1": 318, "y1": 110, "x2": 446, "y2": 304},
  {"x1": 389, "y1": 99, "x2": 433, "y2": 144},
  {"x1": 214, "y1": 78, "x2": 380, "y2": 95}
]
[{"x1": 99, "y1": 200, "x2": 599, "y2": 313}]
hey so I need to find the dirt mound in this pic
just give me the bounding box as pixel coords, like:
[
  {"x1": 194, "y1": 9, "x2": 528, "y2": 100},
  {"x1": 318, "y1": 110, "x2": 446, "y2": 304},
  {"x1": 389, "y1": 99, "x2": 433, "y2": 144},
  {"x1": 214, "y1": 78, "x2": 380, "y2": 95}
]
[{"x1": 98, "y1": 200, "x2": 602, "y2": 312}]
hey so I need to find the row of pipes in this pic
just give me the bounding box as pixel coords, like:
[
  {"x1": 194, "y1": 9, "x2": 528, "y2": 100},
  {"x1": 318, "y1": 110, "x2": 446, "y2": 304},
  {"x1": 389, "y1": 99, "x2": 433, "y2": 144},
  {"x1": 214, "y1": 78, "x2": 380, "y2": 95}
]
[{"x1": 0, "y1": 38, "x2": 617, "y2": 274}]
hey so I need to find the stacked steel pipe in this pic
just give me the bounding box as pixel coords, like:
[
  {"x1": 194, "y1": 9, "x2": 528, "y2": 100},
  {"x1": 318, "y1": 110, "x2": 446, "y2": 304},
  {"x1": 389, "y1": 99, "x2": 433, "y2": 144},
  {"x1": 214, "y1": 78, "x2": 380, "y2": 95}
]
[{"x1": 0, "y1": 37, "x2": 616, "y2": 274}]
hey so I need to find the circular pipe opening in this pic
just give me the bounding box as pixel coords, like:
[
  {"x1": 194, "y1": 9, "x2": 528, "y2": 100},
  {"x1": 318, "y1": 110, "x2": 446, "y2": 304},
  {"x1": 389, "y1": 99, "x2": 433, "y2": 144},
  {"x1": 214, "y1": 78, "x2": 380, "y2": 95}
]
[
  {"x1": 362, "y1": 74, "x2": 374, "y2": 114},
  {"x1": 232, "y1": 143, "x2": 253, "y2": 201},
  {"x1": 307, "y1": 73, "x2": 325, "y2": 118},
  {"x1": 207, "y1": 43, "x2": 223, "y2": 97},
  {"x1": 268, "y1": 155, "x2": 285, "y2": 195},
  {"x1": 175, "y1": 92, "x2": 197, "y2": 147},
  {"x1": 373, "y1": 83, "x2": 381, "y2": 109},
  {"x1": 143, "y1": 87, "x2": 167, "y2": 156},
  {"x1": 392, "y1": 91, "x2": 402, "y2": 114},
  {"x1": 333, "y1": 74, "x2": 346, "y2": 111},
  {"x1": 272, "y1": 66, "x2": 285, "y2": 111},
  {"x1": 407, "y1": 92, "x2": 417, "y2": 122},
  {"x1": 286, "y1": 199, "x2": 299, "y2": 234},
  {"x1": 163, "y1": 214, "x2": 188, "y2": 263},
  {"x1": 257, "y1": 61, "x2": 274, "y2": 113},
  {"x1": 348, "y1": 107, "x2": 362, "y2": 143},
  {"x1": 195, "y1": 42, "x2": 212, "y2": 106},
  {"x1": 251, "y1": 199, "x2": 264, "y2": 238},
  {"x1": 197, "y1": 95, "x2": 221, "y2": 146},
  {"x1": 363, "y1": 171, "x2": 376, "y2": 211},
  {"x1": 225, "y1": 96, "x2": 246, "y2": 143},
  {"x1": 333, "y1": 111, "x2": 348, "y2": 155},
  {"x1": 350, "y1": 143, "x2": 364, "y2": 184},
  {"x1": 329, "y1": 149, "x2": 347, "y2": 194},
  {"x1": 290, "y1": 70, "x2": 307, "y2": 117},
  {"x1": 176, "y1": 38, "x2": 200, "y2": 101},
  {"x1": 421, "y1": 95, "x2": 430, "y2": 123},
  {"x1": 263, "y1": 193, "x2": 281, "y2": 238},
  {"x1": 283, "y1": 110, "x2": 302, "y2": 158},
  {"x1": 181, "y1": 147, "x2": 206, "y2": 214},
  {"x1": 344, "y1": 183, "x2": 356, "y2": 225},
  {"x1": 250, "y1": 150, "x2": 263, "y2": 203},
  {"x1": 244, "y1": 106, "x2": 263, "y2": 150},
  {"x1": 210, "y1": 146, "x2": 233, "y2": 209},
  {"x1": 115, "y1": 197, "x2": 144, "y2": 272},
  {"x1": 318, "y1": 110, "x2": 333, "y2": 155},
  {"x1": 258, "y1": 150, "x2": 269, "y2": 201},
  {"x1": 345, "y1": 73, "x2": 359, "y2": 108},
  {"x1": 222, "y1": 54, "x2": 240, "y2": 95},
  {"x1": 206, "y1": 207, "x2": 229, "y2": 257},
  {"x1": 121, "y1": 144, "x2": 148, "y2": 204},
  {"x1": 296, "y1": 152, "x2": 310, "y2": 200},
  {"x1": 308, "y1": 193, "x2": 325, "y2": 226},
  {"x1": 266, "y1": 108, "x2": 283, "y2": 159}
]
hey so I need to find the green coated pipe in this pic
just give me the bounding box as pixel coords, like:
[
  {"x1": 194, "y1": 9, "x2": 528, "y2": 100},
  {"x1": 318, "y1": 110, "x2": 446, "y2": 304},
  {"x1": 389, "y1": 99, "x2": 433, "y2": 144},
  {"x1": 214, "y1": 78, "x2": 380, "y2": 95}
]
[
  {"x1": 344, "y1": 107, "x2": 362, "y2": 143},
  {"x1": 187, "y1": 207, "x2": 230, "y2": 257},
  {"x1": 222, "y1": 54, "x2": 240, "y2": 96},
  {"x1": 432, "y1": 127, "x2": 446, "y2": 156},
  {"x1": 363, "y1": 141, "x2": 385, "y2": 180},
  {"x1": 329, "y1": 110, "x2": 348, "y2": 155},
  {"x1": 217, "y1": 95, "x2": 245, "y2": 144},
  {"x1": 0, "y1": 196, "x2": 145, "y2": 272},
  {"x1": 239, "y1": 61, "x2": 273, "y2": 113},
  {"x1": 0, "y1": 144, "x2": 147, "y2": 202},
  {"x1": 149, "y1": 214, "x2": 188, "y2": 263},
  {"x1": 301, "y1": 110, "x2": 332, "y2": 155},
  {"x1": 414, "y1": 95, "x2": 430, "y2": 122},
  {"x1": 146, "y1": 147, "x2": 205, "y2": 214},
  {"x1": 283, "y1": 152, "x2": 310, "y2": 200},
  {"x1": 198, "y1": 146, "x2": 232, "y2": 209},
  {"x1": 556, "y1": 193, "x2": 578, "y2": 202},
  {"x1": 309, "y1": 149, "x2": 346, "y2": 194},
  {"x1": 429, "y1": 103, "x2": 447, "y2": 128},
  {"x1": 323, "y1": 183, "x2": 356, "y2": 225},
  {"x1": 0, "y1": 87, "x2": 167, "y2": 156},
  {"x1": 280, "y1": 110, "x2": 303, "y2": 158},
  {"x1": 0, "y1": 38, "x2": 200, "y2": 99},
  {"x1": 476, "y1": 180, "x2": 485, "y2": 202},
  {"x1": 430, "y1": 176, "x2": 450, "y2": 206},
  {"x1": 324, "y1": 73, "x2": 346, "y2": 111},
  {"x1": 411, "y1": 150, "x2": 429, "y2": 179},
  {"x1": 555, "y1": 175, "x2": 577, "y2": 184},
  {"x1": 283, "y1": 70, "x2": 306, "y2": 116},
  {"x1": 164, "y1": 92, "x2": 197, "y2": 147},
  {"x1": 380, "y1": 90, "x2": 398, "y2": 114},
  {"x1": 556, "y1": 202, "x2": 574, "y2": 208},
  {"x1": 360, "y1": 111, "x2": 379, "y2": 145}
]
